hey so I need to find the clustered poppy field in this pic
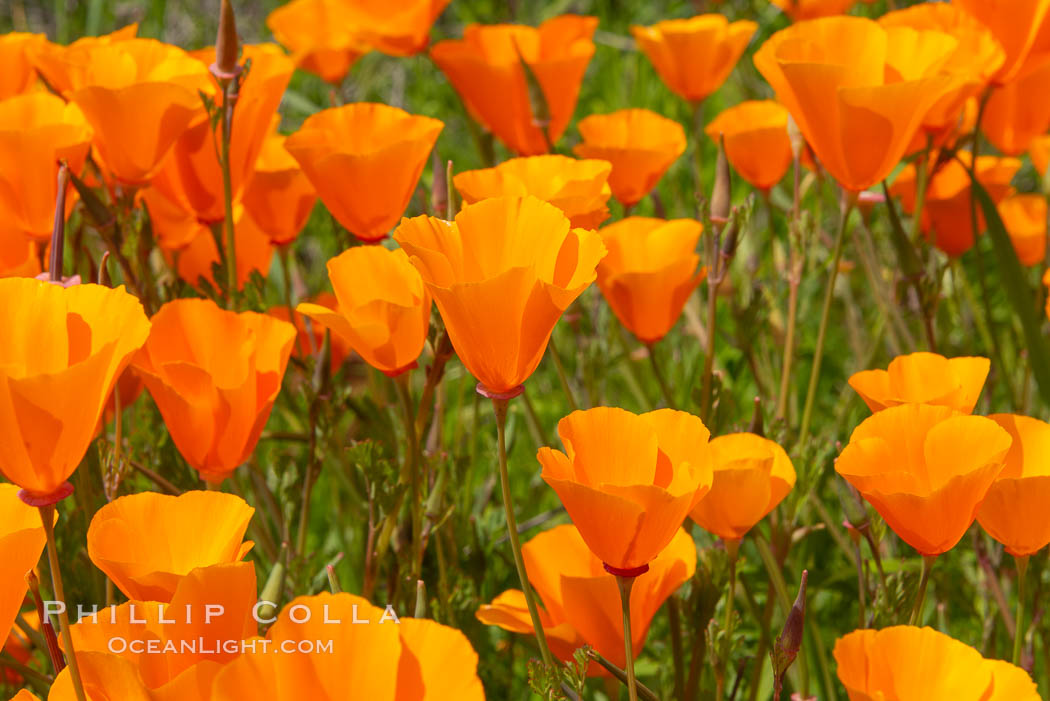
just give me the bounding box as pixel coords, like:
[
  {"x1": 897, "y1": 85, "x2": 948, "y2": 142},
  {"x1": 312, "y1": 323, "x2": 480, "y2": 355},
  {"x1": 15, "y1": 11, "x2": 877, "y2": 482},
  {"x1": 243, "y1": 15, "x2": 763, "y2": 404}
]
[{"x1": 3, "y1": 0, "x2": 1050, "y2": 699}]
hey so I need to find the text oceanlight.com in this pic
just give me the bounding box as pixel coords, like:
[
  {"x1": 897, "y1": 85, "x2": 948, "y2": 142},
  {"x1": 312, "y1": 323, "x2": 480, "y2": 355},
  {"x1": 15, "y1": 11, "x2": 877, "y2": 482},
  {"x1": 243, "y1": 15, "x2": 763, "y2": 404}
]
[{"x1": 107, "y1": 638, "x2": 336, "y2": 655}]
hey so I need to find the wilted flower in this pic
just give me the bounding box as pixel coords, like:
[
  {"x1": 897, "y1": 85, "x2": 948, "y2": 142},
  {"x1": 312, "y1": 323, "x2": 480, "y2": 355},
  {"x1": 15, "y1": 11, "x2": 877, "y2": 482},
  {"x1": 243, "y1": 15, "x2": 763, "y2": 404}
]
[
  {"x1": 243, "y1": 133, "x2": 317, "y2": 246},
  {"x1": 705, "y1": 101, "x2": 793, "y2": 191},
  {"x1": 848, "y1": 352, "x2": 990, "y2": 414},
  {"x1": 266, "y1": 0, "x2": 369, "y2": 84}
]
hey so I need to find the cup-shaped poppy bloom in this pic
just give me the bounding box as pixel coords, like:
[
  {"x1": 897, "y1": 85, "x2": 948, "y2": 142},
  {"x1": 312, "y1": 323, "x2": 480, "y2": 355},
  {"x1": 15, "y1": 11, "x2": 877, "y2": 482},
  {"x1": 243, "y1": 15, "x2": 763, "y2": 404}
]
[
  {"x1": 688, "y1": 433, "x2": 796, "y2": 541},
  {"x1": 754, "y1": 17, "x2": 959, "y2": 192},
  {"x1": 210, "y1": 593, "x2": 485, "y2": 700},
  {"x1": 0, "y1": 279, "x2": 150, "y2": 500},
  {"x1": 999, "y1": 194, "x2": 1047, "y2": 266},
  {"x1": 630, "y1": 15, "x2": 756, "y2": 104},
  {"x1": 477, "y1": 524, "x2": 696, "y2": 672},
  {"x1": 0, "y1": 484, "x2": 48, "y2": 649},
  {"x1": 266, "y1": 0, "x2": 369, "y2": 84},
  {"x1": 69, "y1": 38, "x2": 213, "y2": 185},
  {"x1": 430, "y1": 15, "x2": 598, "y2": 156},
  {"x1": 338, "y1": 0, "x2": 451, "y2": 56},
  {"x1": 453, "y1": 155, "x2": 612, "y2": 230},
  {"x1": 156, "y1": 44, "x2": 294, "y2": 224},
  {"x1": 975, "y1": 414, "x2": 1050, "y2": 556},
  {"x1": 574, "y1": 109, "x2": 687, "y2": 207},
  {"x1": 538, "y1": 407, "x2": 713, "y2": 572},
  {"x1": 0, "y1": 92, "x2": 92, "y2": 243},
  {"x1": 297, "y1": 246, "x2": 432, "y2": 377},
  {"x1": 834, "y1": 626, "x2": 1040, "y2": 701},
  {"x1": 394, "y1": 195, "x2": 606, "y2": 393},
  {"x1": 954, "y1": 0, "x2": 1050, "y2": 85},
  {"x1": 595, "y1": 217, "x2": 705, "y2": 344},
  {"x1": 0, "y1": 33, "x2": 45, "y2": 99},
  {"x1": 243, "y1": 133, "x2": 317, "y2": 245},
  {"x1": 982, "y1": 60, "x2": 1050, "y2": 156},
  {"x1": 890, "y1": 151, "x2": 1021, "y2": 257},
  {"x1": 28, "y1": 24, "x2": 139, "y2": 97},
  {"x1": 87, "y1": 490, "x2": 255, "y2": 602},
  {"x1": 848, "y1": 352, "x2": 990, "y2": 414},
  {"x1": 835, "y1": 403, "x2": 1010, "y2": 556},
  {"x1": 286, "y1": 103, "x2": 443, "y2": 242},
  {"x1": 705, "y1": 101, "x2": 793, "y2": 191},
  {"x1": 132, "y1": 299, "x2": 296, "y2": 484}
]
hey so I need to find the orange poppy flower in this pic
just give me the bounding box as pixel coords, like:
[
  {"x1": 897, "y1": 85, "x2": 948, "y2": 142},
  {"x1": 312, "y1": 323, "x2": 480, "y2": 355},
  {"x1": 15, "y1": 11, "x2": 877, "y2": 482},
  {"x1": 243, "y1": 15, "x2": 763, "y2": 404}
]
[
  {"x1": 338, "y1": 0, "x2": 451, "y2": 56},
  {"x1": 573, "y1": 109, "x2": 687, "y2": 207},
  {"x1": 954, "y1": 0, "x2": 1050, "y2": 85},
  {"x1": 1030, "y1": 134, "x2": 1050, "y2": 175},
  {"x1": 285, "y1": 103, "x2": 443, "y2": 243},
  {"x1": 890, "y1": 151, "x2": 1021, "y2": 257},
  {"x1": 0, "y1": 228, "x2": 39, "y2": 279},
  {"x1": 69, "y1": 38, "x2": 214, "y2": 185},
  {"x1": 0, "y1": 484, "x2": 48, "y2": 650},
  {"x1": 297, "y1": 246, "x2": 431, "y2": 376},
  {"x1": 848, "y1": 352, "x2": 990, "y2": 414},
  {"x1": 49, "y1": 648, "x2": 223, "y2": 701},
  {"x1": 266, "y1": 0, "x2": 370, "y2": 84},
  {"x1": 87, "y1": 490, "x2": 255, "y2": 602},
  {"x1": 538, "y1": 407, "x2": 713, "y2": 573},
  {"x1": 999, "y1": 194, "x2": 1047, "y2": 266},
  {"x1": 631, "y1": 15, "x2": 757, "y2": 104},
  {"x1": 0, "y1": 279, "x2": 150, "y2": 500},
  {"x1": 269, "y1": 293, "x2": 351, "y2": 370},
  {"x1": 477, "y1": 524, "x2": 696, "y2": 672},
  {"x1": 210, "y1": 593, "x2": 485, "y2": 700},
  {"x1": 28, "y1": 24, "x2": 139, "y2": 96},
  {"x1": 167, "y1": 206, "x2": 276, "y2": 292},
  {"x1": 394, "y1": 195, "x2": 606, "y2": 394},
  {"x1": 242, "y1": 133, "x2": 317, "y2": 246},
  {"x1": 834, "y1": 626, "x2": 1040, "y2": 701},
  {"x1": 976, "y1": 414, "x2": 1050, "y2": 556},
  {"x1": 754, "y1": 17, "x2": 958, "y2": 192},
  {"x1": 0, "y1": 93, "x2": 92, "y2": 243},
  {"x1": 0, "y1": 33, "x2": 45, "y2": 99},
  {"x1": 154, "y1": 44, "x2": 294, "y2": 224},
  {"x1": 982, "y1": 60, "x2": 1050, "y2": 156},
  {"x1": 2, "y1": 610, "x2": 37, "y2": 687},
  {"x1": 453, "y1": 155, "x2": 612, "y2": 230},
  {"x1": 430, "y1": 15, "x2": 598, "y2": 156},
  {"x1": 9, "y1": 690, "x2": 40, "y2": 701},
  {"x1": 705, "y1": 101, "x2": 793, "y2": 191},
  {"x1": 595, "y1": 217, "x2": 705, "y2": 344},
  {"x1": 688, "y1": 433, "x2": 796, "y2": 541},
  {"x1": 835, "y1": 403, "x2": 1010, "y2": 556},
  {"x1": 132, "y1": 299, "x2": 296, "y2": 484},
  {"x1": 769, "y1": 0, "x2": 859, "y2": 21}
]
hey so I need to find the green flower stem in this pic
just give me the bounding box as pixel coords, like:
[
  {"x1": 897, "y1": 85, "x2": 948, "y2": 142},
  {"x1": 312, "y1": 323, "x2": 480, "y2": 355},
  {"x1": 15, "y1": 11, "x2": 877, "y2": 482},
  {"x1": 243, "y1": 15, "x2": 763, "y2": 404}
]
[
  {"x1": 909, "y1": 554, "x2": 937, "y2": 626},
  {"x1": 40, "y1": 504, "x2": 88, "y2": 701},
  {"x1": 1013, "y1": 555, "x2": 1030, "y2": 666},
  {"x1": 617, "y1": 575, "x2": 639, "y2": 701}
]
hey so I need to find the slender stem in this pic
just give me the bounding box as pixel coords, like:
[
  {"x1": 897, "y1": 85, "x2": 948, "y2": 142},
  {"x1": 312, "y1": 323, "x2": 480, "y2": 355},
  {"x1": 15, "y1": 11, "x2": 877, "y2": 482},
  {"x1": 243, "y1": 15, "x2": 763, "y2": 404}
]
[
  {"x1": 591, "y1": 651, "x2": 661, "y2": 701},
  {"x1": 219, "y1": 79, "x2": 238, "y2": 307},
  {"x1": 797, "y1": 198, "x2": 852, "y2": 448},
  {"x1": 547, "y1": 336, "x2": 579, "y2": 411},
  {"x1": 279, "y1": 247, "x2": 297, "y2": 329},
  {"x1": 1014, "y1": 555, "x2": 1030, "y2": 666},
  {"x1": 492, "y1": 397, "x2": 554, "y2": 667},
  {"x1": 395, "y1": 374, "x2": 423, "y2": 579},
  {"x1": 646, "y1": 342, "x2": 676, "y2": 408},
  {"x1": 910, "y1": 139, "x2": 931, "y2": 244},
  {"x1": 692, "y1": 100, "x2": 705, "y2": 194},
  {"x1": 718, "y1": 538, "x2": 740, "y2": 700},
  {"x1": 668, "y1": 595, "x2": 686, "y2": 701},
  {"x1": 855, "y1": 539, "x2": 867, "y2": 627},
  {"x1": 617, "y1": 575, "x2": 639, "y2": 701},
  {"x1": 775, "y1": 254, "x2": 801, "y2": 422},
  {"x1": 700, "y1": 236, "x2": 720, "y2": 423},
  {"x1": 39, "y1": 505, "x2": 87, "y2": 701},
  {"x1": 909, "y1": 554, "x2": 937, "y2": 626}
]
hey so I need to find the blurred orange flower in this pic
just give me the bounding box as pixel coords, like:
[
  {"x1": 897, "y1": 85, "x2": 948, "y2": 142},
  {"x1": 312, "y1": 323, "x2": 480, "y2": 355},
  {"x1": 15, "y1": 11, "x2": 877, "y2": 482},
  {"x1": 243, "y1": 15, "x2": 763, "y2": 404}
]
[
  {"x1": 269, "y1": 292, "x2": 351, "y2": 370},
  {"x1": 770, "y1": 0, "x2": 860, "y2": 21},
  {"x1": 848, "y1": 352, "x2": 990, "y2": 414},
  {"x1": 0, "y1": 484, "x2": 48, "y2": 650},
  {"x1": 890, "y1": 151, "x2": 1021, "y2": 257},
  {"x1": 0, "y1": 228, "x2": 39, "y2": 279},
  {"x1": 453, "y1": 155, "x2": 612, "y2": 230},
  {"x1": 999, "y1": 193, "x2": 1047, "y2": 266},
  {"x1": 631, "y1": 15, "x2": 756, "y2": 104},
  {"x1": 982, "y1": 60, "x2": 1050, "y2": 156},
  {"x1": 132, "y1": 298, "x2": 296, "y2": 484},
  {"x1": 688, "y1": 433, "x2": 796, "y2": 541},
  {"x1": 0, "y1": 33, "x2": 45, "y2": 99},
  {"x1": 0, "y1": 279, "x2": 150, "y2": 500},
  {"x1": 49, "y1": 648, "x2": 222, "y2": 701},
  {"x1": 167, "y1": 206, "x2": 275, "y2": 291},
  {"x1": 705, "y1": 101, "x2": 793, "y2": 191},
  {"x1": 539, "y1": 407, "x2": 713, "y2": 573},
  {"x1": 286, "y1": 102, "x2": 443, "y2": 243},
  {"x1": 954, "y1": 0, "x2": 1050, "y2": 84},
  {"x1": 29, "y1": 24, "x2": 139, "y2": 96},
  {"x1": 394, "y1": 196, "x2": 605, "y2": 394},
  {"x1": 210, "y1": 593, "x2": 485, "y2": 700},
  {"x1": 596, "y1": 217, "x2": 705, "y2": 343},
  {"x1": 87, "y1": 490, "x2": 255, "y2": 602},
  {"x1": 339, "y1": 0, "x2": 451, "y2": 56},
  {"x1": 243, "y1": 133, "x2": 317, "y2": 246},
  {"x1": 573, "y1": 109, "x2": 687, "y2": 207},
  {"x1": 976, "y1": 414, "x2": 1050, "y2": 556},
  {"x1": 835, "y1": 403, "x2": 1010, "y2": 556},
  {"x1": 477, "y1": 524, "x2": 696, "y2": 673},
  {"x1": 1030, "y1": 134, "x2": 1050, "y2": 176},
  {"x1": 431, "y1": 15, "x2": 598, "y2": 156},
  {"x1": 69, "y1": 38, "x2": 214, "y2": 185},
  {"x1": 0, "y1": 93, "x2": 92, "y2": 243},
  {"x1": 297, "y1": 246, "x2": 431, "y2": 377},
  {"x1": 754, "y1": 16, "x2": 958, "y2": 191},
  {"x1": 834, "y1": 626, "x2": 1039, "y2": 701},
  {"x1": 266, "y1": 0, "x2": 369, "y2": 84}
]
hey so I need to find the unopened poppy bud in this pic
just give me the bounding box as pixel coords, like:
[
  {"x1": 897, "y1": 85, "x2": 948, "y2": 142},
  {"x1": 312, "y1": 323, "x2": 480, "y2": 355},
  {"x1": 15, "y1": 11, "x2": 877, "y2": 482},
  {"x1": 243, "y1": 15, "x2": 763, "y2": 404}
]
[
  {"x1": 771, "y1": 569, "x2": 807, "y2": 696},
  {"x1": 49, "y1": 162, "x2": 69, "y2": 283},
  {"x1": 719, "y1": 217, "x2": 739, "y2": 260},
  {"x1": 748, "y1": 396, "x2": 764, "y2": 437},
  {"x1": 786, "y1": 114, "x2": 804, "y2": 162},
  {"x1": 835, "y1": 478, "x2": 869, "y2": 531},
  {"x1": 212, "y1": 0, "x2": 241, "y2": 81},
  {"x1": 711, "y1": 133, "x2": 731, "y2": 224}
]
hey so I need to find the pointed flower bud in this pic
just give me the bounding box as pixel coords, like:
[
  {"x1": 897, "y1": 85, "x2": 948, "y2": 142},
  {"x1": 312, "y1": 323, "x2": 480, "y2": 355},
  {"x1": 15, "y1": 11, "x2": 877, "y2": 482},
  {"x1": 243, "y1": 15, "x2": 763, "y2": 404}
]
[
  {"x1": 771, "y1": 569, "x2": 807, "y2": 697},
  {"x1": 711, "y1": 133, "x2": 731, "y2": 224},
  {"x1": 212, "y1": 0, "x2": 241, "y2": 81},
  {"x1": 786, "y1": 114, "x2": 804, "y2": 162}
]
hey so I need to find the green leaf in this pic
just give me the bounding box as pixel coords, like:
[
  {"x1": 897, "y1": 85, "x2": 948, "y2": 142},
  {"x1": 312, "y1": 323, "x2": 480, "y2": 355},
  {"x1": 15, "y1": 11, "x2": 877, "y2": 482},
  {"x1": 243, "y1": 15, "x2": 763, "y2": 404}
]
[{"x1": 971, "y1": 176, "x2": 1050, "y2": 406}]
